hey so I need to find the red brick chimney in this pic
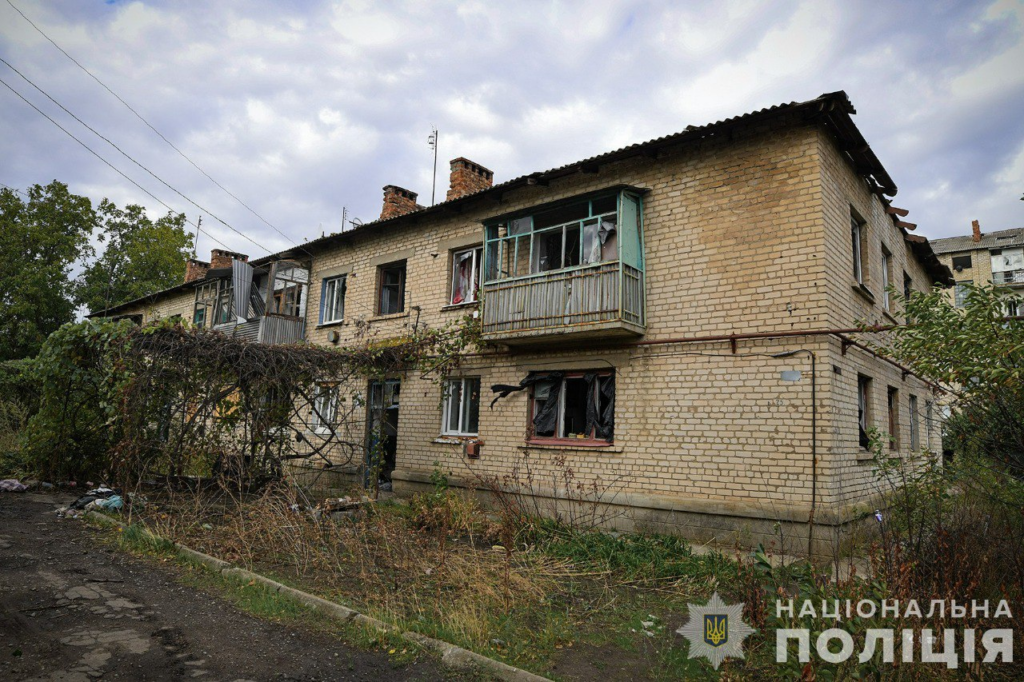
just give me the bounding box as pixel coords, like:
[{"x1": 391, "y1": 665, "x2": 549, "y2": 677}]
[
  {"x1": 380, "y1": 185, "x2": 421, "y2": 220},
  {"x1": 210, "y1": 249, "x2": 249, "y2": 270},
  {"x1": 972, "y1": 219, "x2": 982, "y2": 243},
  {"x1": 184, "y1": 258, "x2": 210, "y2": 283},
  {"x1": 446, "y1": 157, "x2": 493, "y2": 201}
]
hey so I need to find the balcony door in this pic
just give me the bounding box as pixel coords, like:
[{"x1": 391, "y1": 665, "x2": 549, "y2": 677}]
[{"x1": 365, "y1": 379, "x2": 400, "y2": 489}]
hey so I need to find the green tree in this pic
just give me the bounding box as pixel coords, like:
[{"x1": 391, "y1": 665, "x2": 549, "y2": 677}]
[
  {"x1": 881, "y1": 282, "x2": 1024, "y2": 476},
  {"x1": 0, "y1": 182, "x2": 96, "y2": 361},
  {"x1": 78, "y1": 201, "x2": 193, "y2": 314}
]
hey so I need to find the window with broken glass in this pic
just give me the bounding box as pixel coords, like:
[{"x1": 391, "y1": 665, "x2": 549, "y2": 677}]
[
  {"x1": 484, "y1": 193, "x2": 634, "y2": 281},
  {"x1": 377, "y1": 261, "x2": 406, "y2": 315},
  {"x1": 193, "y1": 281, "x2": 219, "y2": 328},
  {"x1": 529, "y1": 371, "x2": 614, "y2": 443},
  {"x1": 268, "y1": 261, "x2": 308, "y2": 318},
  {"x1": 442, "y1": 377, "x2": 480, "y2": 436},
  {"x1": 450, "y1": 247, "x2": 483, "y2": 305},
  {"x1": 311, "y1": 384, "x2": 339, "y2": 434}
]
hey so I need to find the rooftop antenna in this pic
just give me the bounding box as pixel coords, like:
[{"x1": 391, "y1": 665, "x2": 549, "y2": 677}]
[
  {"x1": 193, "y1": 215, "x2": 202, "y2": 258},
  {"x1": 341, "y1": 207, "x2": 347, "y2": 233},
  {"x1": 428, "y1": 125, "x2": 439, "y2": 205}
]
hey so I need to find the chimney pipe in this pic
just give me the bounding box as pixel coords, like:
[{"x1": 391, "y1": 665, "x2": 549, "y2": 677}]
[
  {"x1": 380, "y1": 185, "x2": 421, "y2": 220},
  {"x1": 446, "y1": 158, "x2": 493, "y2": 201},
  {"x1": 210, "y1": 249, "x2": 248, "y2": 270},
  {"x1": 184, "y1": 259, "x2": 210, "y2": 283},
  {"x1": 971, "y1": 219, "x2": 982, "y2": 243}
]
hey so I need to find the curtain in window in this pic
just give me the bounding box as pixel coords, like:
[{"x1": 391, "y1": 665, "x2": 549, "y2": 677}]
[
  {"x1": 584, "y1": 372, "x2": 615, "y2": 441},
  {"x1": 452, "y1": 250, "x2": 473, "y2": 304}
]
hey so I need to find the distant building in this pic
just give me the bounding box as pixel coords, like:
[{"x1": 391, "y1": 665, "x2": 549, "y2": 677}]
[{"x1": 932, "y1": 221, "x2": 1024, "y2": 312}]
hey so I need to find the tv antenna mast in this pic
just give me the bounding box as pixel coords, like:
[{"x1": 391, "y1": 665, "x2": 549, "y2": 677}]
[{"x1": 428, "y1": 126, "x2": 439, "y2": 205}]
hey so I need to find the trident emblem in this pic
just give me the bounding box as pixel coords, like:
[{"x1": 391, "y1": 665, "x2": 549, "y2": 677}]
[{"x1": 704, "y1": 614, "x2": 728, "y2": 647}]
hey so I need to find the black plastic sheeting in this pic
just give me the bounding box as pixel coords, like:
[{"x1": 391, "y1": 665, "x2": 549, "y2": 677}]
[{"x1": 490, "y1": 371, "x2": 614, "y2": 442}]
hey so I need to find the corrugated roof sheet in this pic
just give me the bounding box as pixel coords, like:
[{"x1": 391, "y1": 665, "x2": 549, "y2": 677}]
[{"x1": 930, "y1": 227, "x2": 1024, "y2": 255}]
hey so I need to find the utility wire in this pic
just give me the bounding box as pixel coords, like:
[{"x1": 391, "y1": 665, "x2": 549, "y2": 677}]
[
  {"x1": 3, "y1": 0, "x2": 299, "y2": 248},
  {"x1": 0, "y1": 57, "x2": 271, "y2": 255},
  {"x1": 0, "y1": 181, "x2": 28, "y2": 197},
  {"x1": 0, "y1": 76, "x2": 235, "y2": 253}
]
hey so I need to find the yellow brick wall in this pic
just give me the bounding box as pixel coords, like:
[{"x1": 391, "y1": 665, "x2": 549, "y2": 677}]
[{"x1": 935, "y1": 248, "x2": 993, "y2": 306}]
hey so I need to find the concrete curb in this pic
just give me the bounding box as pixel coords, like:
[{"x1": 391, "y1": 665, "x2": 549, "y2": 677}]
[{"x1": 83, "y1": 511, "x2": 551, "y2": 682}]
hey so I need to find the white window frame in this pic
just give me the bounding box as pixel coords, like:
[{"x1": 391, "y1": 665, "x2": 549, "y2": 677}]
[
  {"x1": 442, "y1": 377, "x2": 480, "y2": 436},
  {"x1": 321, "y1": 275, "x2": 346, "y2": 324},
  {"x1": 450, "y1": 247, "x2": 483, "y2": 306},
  {"x1": 851, "y1": 215, "x2": 864, "y2": 285},
  {"x1": 311, "y1": 385, "x2": 339, "y2": 435}
]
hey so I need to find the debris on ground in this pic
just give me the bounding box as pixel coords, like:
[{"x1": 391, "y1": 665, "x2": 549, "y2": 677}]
[
  {"x1": 57, "y1": 486, "x2": 123, "y2": 518},
  {"x1": 0, "y1": 479, "x2": 28, "y2": 492}
]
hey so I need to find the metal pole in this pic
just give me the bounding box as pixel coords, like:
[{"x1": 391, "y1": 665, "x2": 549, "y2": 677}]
[
  {"x1": 808, "y1": 350, "x2": 817, "y2": 558},
  {"x1": 430, "y1": 128, "x2": 439, "y2": 206}
]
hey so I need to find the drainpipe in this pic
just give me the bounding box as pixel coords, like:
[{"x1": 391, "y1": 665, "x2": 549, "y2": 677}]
[{"x1": 772, "y1": 349, "x2": 817, "y2": 557}]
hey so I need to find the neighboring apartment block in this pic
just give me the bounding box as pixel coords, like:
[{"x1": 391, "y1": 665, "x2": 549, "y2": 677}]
[
  {"x1": 93, "y1": 91, "x2": 953, "y2": 555},
  {"x1": 931, "y1": 220, "x2": 1024, "y2": 312}
]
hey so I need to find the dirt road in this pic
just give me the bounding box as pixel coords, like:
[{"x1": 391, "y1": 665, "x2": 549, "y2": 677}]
[{"x1": 0, "y1": 492, "x2": 451, "y2": 681}]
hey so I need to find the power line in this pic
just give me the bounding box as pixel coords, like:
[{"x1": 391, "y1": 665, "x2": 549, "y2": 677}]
[
  {"x1": 0, "y1": 57, "x2": 272, "y2": 255},
  {"x1": 0, "y1": 181, "x2": 28, "y2": 197},
  {"x1": 0, "y1": 76, "x2": 236, "y2": 253},
  {"x1": 3, "y1": 0, "x2": 299, "y2": 248}
]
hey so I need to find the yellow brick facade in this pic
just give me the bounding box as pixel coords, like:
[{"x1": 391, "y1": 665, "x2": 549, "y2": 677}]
[{"x1": 104, "y1": 112, "x2": 947, "y2": 555}]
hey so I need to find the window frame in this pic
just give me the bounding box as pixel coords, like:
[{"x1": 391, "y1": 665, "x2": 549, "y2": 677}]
[
  {"x1": 310, "y1": 384, "x2": 339, "y2": 435},
  {"x1": 377, "y1": 260, "x2": 407, "y2": 315},
  {"x1": 449, "y1": 246, "x2": 483, "y2": 306},
  {"x1": 887, "y1": 386, "x2": 900, "y2": 450},
  {"x1": 857, "y1": 374, "x2": 872, "y2": 450},
  {"x1": 528, "y1": 370, "x2": 614, "y2": 446},
  {"x1": 441, "y1": 376, "x2": 481, "y2": 437},
  {"x1": 319, "y1": 274, "x2": 347, "y2": 325},
  {"x1": 954, "y1": 281, "x2": 970, "y2": 308},
  {"x1": 851, "y1": 213, "x2": 865, "y2": 285},
  {"x1": 908, "y1": 394, "x2": 919, "y2": 451},
  {"x1": 193, "y1": 281, "x2": 220, "y2": 328},
  {"x1": 881, "y1": 245, "x2": 893, "y2": 312}
]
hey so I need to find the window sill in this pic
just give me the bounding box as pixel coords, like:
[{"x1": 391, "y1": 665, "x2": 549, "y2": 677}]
[
  {"x1": 521, "y1": 440, "x2": 620, "y2": 453},
  {"x1": 433, "y1": 435, "x2": 479, "y2": 445},
  {"x1": 370, "y1": 311, "x2": 410, "y2": 322},
  {"x1": 441, "y1": 301, "x2": 479, "y2": 312},
  {"x1": 881, "y1": 310, "x2": 899, "y2": 326},
  {"x1": 315, "y1": 320, "x2": 346, "y2": 330},
  {"x1": 852, "y1": 283, "x2": 876, "y2": 304},
  {"x1": 855, "y1": 448, "x2": 875, "y2": 462}
]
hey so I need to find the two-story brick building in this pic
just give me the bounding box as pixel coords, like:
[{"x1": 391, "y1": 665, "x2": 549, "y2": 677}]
[{"x1": 93, "y1": 91, "x2": 952, "y2": 555}]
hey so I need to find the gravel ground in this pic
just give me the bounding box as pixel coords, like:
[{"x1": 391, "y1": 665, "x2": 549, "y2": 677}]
[{"x1": 0, "y1": 492, "x2": 454, "y2": 681}]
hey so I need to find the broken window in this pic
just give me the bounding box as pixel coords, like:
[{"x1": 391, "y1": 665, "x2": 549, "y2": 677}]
[
  {"x1": 442, "y1": 377, "x2": 480, "y2": 436},
  {"x1": 450, "y1": 247, "x2": 482, "y2": 305},
  {"x1": 851, "y1": 213, "x2": 865, "y2": 285},
  {"x1": 951, "y1": 254, "x2": 972, "y2": 271},
  {"x1": 193, "y1": 281, "x2": 219, "y2": 328},
  {"x1": 311, "y1": 384, "x2": 339, "y2": 434},
  {"x1": 320, "y1": 275, "x2": 346, "y2": 324},
  {"x1": 268, "y1": 261, "x2": 308, "y2": 318},
  {"x1": 908, "y1": 394, "x2": 919, "y2": 451},
  {"x1": 881, "y1": 245, "x2": 893, "y2": 312},
  {"x1": 857, "y1": 374, "x2": 871, "y2": 449},
  {"x1": 529, "y1": 370, "x2": 615, "y2": 443},
  {"x1": 887, "y1": 386, "x2": 899, "y2": 450},
  {"x1": 377, "y1": 261, "x2": 406, "y2": 315},
  {"x1": 485, "y1": 193, "x2": 624, "y2": 281}
]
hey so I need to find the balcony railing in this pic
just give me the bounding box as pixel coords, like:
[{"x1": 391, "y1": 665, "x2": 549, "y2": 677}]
[
  {"x1": 481, "y1": 261, "x2": 645, "y2": 342},
  {"x1": 215, "y1": 314, "x2": 305, "y2": 345},
  {"x1": 994, "y1": 269, "x2": 1024, "y2": 286}
]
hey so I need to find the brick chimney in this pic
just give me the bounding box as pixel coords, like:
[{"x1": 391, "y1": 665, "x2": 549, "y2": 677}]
[
  {"x1": 446, "y1": 157, "x2": 493, "y2": 201},
  {"x1": 972, "y1": 219, "x2": 982, "y2": 243},
  {"x1": 184, "y1": 258, "x2": 210, "y2": 283},
  {"x1": 210, "y1": 249, "x2": 249, "y2": 270},
  {"x1": 380, "y1": 185, "x2": 420, "y2": 220}
]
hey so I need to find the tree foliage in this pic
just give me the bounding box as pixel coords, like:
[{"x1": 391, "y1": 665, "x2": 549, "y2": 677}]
[
  {"x1": 77, "y1": 201, "x2": 193, "y2": 315},
  {"x1": 881, "y1": 282, "x2": 1024, "y2": 476},
  {"x1": 0, "y1": 182, "x2": 96, "y2": 361}
]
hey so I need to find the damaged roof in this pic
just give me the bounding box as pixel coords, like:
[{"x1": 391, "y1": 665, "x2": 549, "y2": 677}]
[
  {"x1": 91, "y1": 90, "x2": 951, "y2": 317},
  {"x1": 930, "y1": 227, "x2": 1024, "y2": 255}
]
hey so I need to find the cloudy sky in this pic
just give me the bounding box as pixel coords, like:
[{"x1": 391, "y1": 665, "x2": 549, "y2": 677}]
[{"x1": 2, "y1": 0, "x2": 1023, "y2": 259}]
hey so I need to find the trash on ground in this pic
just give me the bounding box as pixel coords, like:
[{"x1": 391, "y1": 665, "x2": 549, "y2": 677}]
[{"x1": 0, "y1": 479, "x2": 27, "y2": 492}]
